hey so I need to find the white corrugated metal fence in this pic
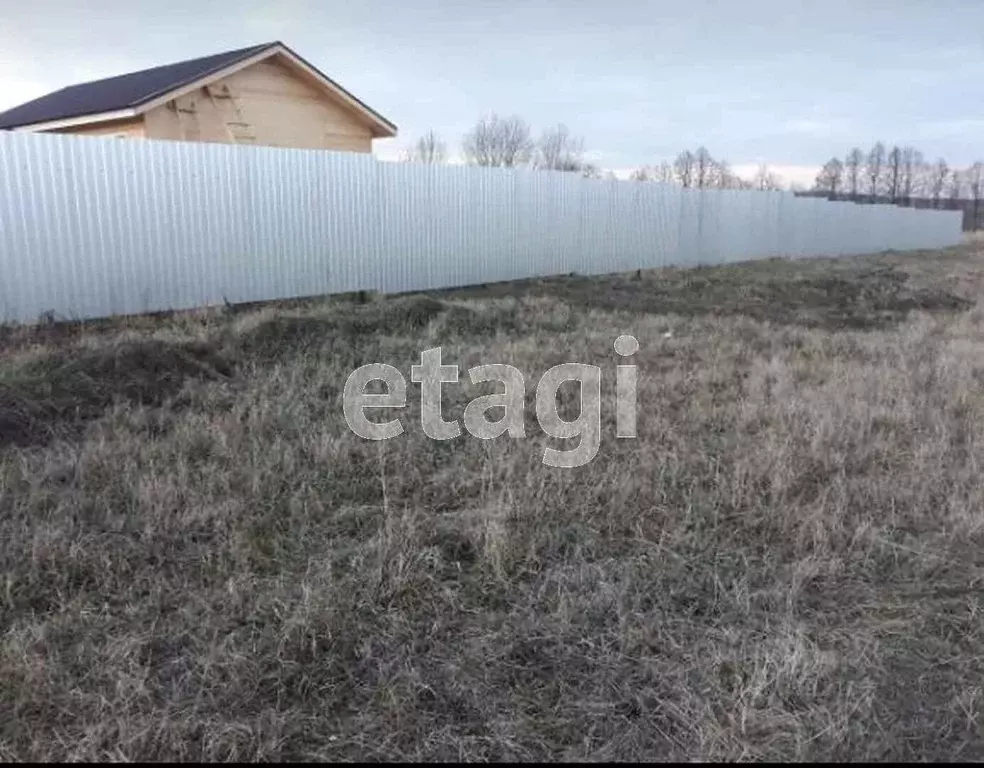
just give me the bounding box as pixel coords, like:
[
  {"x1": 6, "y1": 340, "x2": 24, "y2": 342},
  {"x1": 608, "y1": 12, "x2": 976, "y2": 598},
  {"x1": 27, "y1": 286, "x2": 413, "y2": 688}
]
[{"x1": 0, "y1": 131, "x2": 965, "y2": 324}]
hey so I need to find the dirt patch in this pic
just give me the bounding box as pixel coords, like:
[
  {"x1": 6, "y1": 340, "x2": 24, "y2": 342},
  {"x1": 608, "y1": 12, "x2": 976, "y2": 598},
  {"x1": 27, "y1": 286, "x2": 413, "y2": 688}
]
[{"x1": 0, "y1": 339, "x2": 231, "y2": 448}]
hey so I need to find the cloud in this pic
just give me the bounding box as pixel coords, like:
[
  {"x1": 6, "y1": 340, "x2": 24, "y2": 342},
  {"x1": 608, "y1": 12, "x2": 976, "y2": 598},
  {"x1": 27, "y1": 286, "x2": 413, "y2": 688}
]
[
  {"x1": 242, "y1": 0, "x2": 309, "y2": 39},
  {"x1": 0, "y1": 35, "x2": 51, "y2": 111},
  {"x1": 782, "y1": 118, "x2": 854, "y2": 138},
  {"x1": 0, "y1": 76, "x2": 50, "y2": 111},
  {"x1": 918, "y1": 119, "x2": 984, "y2": 140}
]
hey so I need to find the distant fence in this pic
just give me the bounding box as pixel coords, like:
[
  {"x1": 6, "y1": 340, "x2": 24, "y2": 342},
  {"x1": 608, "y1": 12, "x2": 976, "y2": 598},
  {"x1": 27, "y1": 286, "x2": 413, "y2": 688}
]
[
  {"x1": 795, "y1": 190, "x2": 984, "y2": 231},
  {"x1": 0, "y1": 131, "x2": 965, "y2": 324}
]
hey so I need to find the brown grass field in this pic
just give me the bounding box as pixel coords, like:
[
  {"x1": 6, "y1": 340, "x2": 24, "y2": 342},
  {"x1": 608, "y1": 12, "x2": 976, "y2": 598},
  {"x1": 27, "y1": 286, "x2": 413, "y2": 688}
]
[{"x1": 2, "y1": 240, "x2": 984, "y2": 760}]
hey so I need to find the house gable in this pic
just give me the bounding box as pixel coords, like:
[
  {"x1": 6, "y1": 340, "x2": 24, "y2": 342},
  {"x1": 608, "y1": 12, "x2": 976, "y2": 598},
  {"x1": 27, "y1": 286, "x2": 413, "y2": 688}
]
[{"x1": 142, "y1": 55, "x2": 376, "y2": 152}]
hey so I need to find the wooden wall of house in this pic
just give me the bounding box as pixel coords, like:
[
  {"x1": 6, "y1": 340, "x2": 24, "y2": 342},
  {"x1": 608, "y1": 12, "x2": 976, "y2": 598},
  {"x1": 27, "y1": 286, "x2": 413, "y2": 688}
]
[
  {"x1": 141, "y1": 57, "x2": 374, "y2": 153},
  {"x1": 53, "y1": 117, "x2": 146, "y2": 139}
]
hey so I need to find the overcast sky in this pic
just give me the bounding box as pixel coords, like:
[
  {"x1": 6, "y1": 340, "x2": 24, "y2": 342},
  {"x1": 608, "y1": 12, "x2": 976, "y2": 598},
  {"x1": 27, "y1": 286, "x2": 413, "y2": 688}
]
[{"x1": 1, "y1": 0, "x2": 982, "y2": 186}]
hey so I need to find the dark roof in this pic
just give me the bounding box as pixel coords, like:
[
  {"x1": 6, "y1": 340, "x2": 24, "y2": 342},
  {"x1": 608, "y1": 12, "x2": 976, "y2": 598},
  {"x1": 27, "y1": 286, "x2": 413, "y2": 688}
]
[
  {"x1": 0, "y1": 43, "x2": 273, "y2": 129},
  {"x1": 0, "y1": 42, "x2": 397, "y2": 134}
]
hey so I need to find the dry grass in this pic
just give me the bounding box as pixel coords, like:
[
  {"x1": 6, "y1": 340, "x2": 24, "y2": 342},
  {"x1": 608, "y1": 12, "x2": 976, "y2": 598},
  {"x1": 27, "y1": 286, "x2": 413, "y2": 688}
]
[{"x1": 2, "y1": 242, "x2": 984, "y2": 760}]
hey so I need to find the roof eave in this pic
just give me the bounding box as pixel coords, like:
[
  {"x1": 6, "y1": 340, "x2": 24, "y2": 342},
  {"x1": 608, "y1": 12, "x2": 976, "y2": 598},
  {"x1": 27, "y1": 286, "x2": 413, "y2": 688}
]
[{"x1": 6, "y1": 108, "x2": 140, "y2": 132}]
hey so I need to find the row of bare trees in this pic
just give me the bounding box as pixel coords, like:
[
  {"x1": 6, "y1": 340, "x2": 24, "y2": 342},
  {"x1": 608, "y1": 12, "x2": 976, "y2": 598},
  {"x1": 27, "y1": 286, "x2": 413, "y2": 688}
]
[
  {"x1": 405, "y1": 115, "x2": 605, "y2": 176},
  {"x1": 407, "y1": 119, "x2": 785, "y2": 189},
  {"x1": 633, "y1": 148, "x2": 783, "y2": 190},
  {"x1": 814, "y1": 144, "x2": 984, "y2": 211},
  {"x1": 411, "y1": 124, "x2": 980, "y2": 215}
]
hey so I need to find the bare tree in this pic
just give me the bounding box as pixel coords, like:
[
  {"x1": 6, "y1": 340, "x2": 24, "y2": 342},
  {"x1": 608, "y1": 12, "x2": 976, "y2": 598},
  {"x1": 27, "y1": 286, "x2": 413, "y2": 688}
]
[
  {"x1": 911, "y1": 159, "x2": 933, "y2": 199},
  {"x1": 886, "y1": 146, "x2": 902, "y2": 203},
  {"x1": 900, "y1": 147, "x2": 922, "y2": 203},
  {"x1": 636, "y1": 161, "x2": 677, "y2": 183},
  {"x1": 967, "y1": 162, "x2": 984, "y2": 230},
  {"x1": 580, "y1": 164, "x2": 605, "y2": 179},
  {"x1": 866, "y1": 142, "x2": 886, "y2": 201},
  {"x1": 534, "y1": 124, "x2": 586, "y2": 172},
  {"x1": 815, "y1": 158, "x2": 844, "y2": 196},
  {"x1": 674, "y1": 151, "x2": 695, "y2": 188},
  {"x1": 655, "y1": 161, "x2": 674, "y2": 183},
  {"x1": 753, "y1": 164, "x2": 783, "y2": 191},
  {"x1": 403, "y1": 130, "x2": 447, "y2": 164},
  {"x1": 461, "y1": 113, "x2": 534, "y2": 167},
  {"x1": 710, "y1": 159, "x2": 725, "y2": 188},
  {"x1": 694, "y1": 147, "x2": 714, "y2": 188},
  {"x1": 844, "y1": 148, "x2": 864, "y2": 200},
  {"x1": 948, "y1": 169, "x2": 963, "y2": 205},
  {"x1": 713, "y1": 159, "x2": 742, "y2": 189},
  {"x1": 930, "y1": 158, "x2": 949, "y2": 208}
]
